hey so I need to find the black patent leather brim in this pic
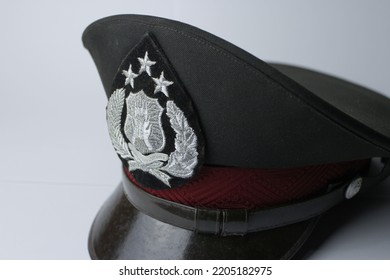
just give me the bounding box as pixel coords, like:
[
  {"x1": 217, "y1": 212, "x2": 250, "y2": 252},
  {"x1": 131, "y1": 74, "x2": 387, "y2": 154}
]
[{"x1": 88, "y1": 183, "x2": 319, "y2": 260}]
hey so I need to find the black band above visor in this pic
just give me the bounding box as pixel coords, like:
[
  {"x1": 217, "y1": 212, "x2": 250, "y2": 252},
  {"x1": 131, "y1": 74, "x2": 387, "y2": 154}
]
[{"x1": 122, "y1": 158, "x2": 390, "y2": 236}]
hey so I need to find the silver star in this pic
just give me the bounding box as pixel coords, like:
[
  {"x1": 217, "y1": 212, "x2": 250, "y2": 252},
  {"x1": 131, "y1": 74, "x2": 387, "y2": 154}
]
[
  {"x1": 153, "y1": 71, "x2": 174, "y2": 97},
  {"x1": 138, "y1": 52, "x2": 156, "y2": 76},
  {"x1": 122, "y1": 64, "x2": 138, "y2": 88}
]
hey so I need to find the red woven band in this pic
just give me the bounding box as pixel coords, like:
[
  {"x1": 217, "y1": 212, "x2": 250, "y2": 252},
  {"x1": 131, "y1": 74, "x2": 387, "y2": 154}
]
[{"x1": 125, "y1": 160, "x2": 369, "y2": 209}]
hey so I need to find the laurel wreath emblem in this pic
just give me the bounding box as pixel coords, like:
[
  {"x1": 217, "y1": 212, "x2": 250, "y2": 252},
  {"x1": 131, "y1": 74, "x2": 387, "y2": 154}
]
[{"x1": 107, "y1": 87, "x2": 198, "y2": 187}]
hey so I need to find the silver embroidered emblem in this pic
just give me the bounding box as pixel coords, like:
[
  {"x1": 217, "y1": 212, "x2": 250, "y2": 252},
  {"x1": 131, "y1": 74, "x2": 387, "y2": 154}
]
[
  {"x1": 107, "y1": 51, "x2": 199, "y2": 187},
  {"x1": 124, "y1": 91, "x2": 165, "y2": 154}
]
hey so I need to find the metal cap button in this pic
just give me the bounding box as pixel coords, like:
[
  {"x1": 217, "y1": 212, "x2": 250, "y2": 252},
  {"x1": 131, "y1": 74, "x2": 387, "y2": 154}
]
[{"x1": 345, "y1": 177, "x2": 363, "y2": 199}]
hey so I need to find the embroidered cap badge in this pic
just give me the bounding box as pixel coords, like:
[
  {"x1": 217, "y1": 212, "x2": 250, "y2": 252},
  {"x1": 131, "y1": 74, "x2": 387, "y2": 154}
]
[{"x1": 107, "y1": 34, "x2": 204, "y2": 189}]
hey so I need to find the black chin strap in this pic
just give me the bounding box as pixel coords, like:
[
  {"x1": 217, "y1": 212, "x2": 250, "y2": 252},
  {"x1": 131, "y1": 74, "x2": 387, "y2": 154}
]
[{"x1": 121, "y1": 158, "x2": 390, "y2": 236}]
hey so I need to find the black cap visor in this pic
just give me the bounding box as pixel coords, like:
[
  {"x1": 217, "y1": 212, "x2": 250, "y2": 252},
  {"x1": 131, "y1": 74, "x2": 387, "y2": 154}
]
[{"x1": 88, "y1": 182, "x2": 319, "y2": 260}]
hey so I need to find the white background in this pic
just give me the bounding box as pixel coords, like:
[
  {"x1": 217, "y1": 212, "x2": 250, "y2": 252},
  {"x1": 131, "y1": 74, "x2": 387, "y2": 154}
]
[{"x1": 0, "y1": 0, "x2": 389, "y2": 259}]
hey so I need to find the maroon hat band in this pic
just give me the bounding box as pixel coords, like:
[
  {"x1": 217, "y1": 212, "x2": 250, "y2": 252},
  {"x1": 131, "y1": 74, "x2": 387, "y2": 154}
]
[
  {"x1": 122, "y1": 159, "x2": 390, "y2": 236},
  {"x1": 126, "y1": 160, "x2": 369, "y2": 209}
]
